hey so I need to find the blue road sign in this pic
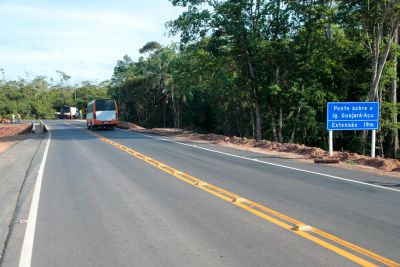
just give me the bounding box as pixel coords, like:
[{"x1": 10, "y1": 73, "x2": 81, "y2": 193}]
[{"x1": 327, "y1": 102, "x2": 379, "y2": 131}]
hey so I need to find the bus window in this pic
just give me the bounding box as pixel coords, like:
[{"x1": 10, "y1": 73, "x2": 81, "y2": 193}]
[{"x1": 96, "y1": 100, "x2": 115, "y2": 111}]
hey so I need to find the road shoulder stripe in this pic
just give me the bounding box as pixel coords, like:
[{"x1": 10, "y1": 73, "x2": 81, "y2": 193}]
[
  {"x1": 19, "y1": 132, "x2": 51, "y2": 267},
  {"x1": 119, "y1": 129, "x2": 400, "y2": 193}
]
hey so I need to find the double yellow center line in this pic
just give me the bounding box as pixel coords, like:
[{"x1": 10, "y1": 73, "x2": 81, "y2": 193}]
[{"x1": 91, "y1": 131, "x2": 399, "y2": 267}]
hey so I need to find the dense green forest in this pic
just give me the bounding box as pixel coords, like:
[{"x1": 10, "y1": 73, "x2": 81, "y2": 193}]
[{"x1": 1, "y1": 0, "x2": 400, "y2": 158}]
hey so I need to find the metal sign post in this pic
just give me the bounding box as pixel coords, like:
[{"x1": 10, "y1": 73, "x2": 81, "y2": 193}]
[
  {"x1": 329, "y1": 131, "x2": 333, "y2": 157},
  {"x1": 327, "y1": 102, "x2": 379, "y2": 158},
  {"x1": 371, "y1": 130, "x2": 376, "y2": 158}
]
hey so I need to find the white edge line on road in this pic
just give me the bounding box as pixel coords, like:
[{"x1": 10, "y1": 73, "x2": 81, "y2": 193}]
[
  {"x1": 19, "y1": 132, "x2": 51, "y2": 267},
  {"x1": 118, "y1": 128, "x2": 400, "y2": 193}
]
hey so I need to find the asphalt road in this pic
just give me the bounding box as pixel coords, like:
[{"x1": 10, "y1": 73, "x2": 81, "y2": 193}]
[{"x1": 8, "y1": 120, "x2": 400, "y2": 266}]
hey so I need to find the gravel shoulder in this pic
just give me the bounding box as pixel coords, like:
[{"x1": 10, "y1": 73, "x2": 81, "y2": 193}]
[{"x1": 0, "y1": 135, "x2": 31, "y2": 155}]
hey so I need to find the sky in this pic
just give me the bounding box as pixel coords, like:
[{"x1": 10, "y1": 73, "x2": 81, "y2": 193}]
[{"x1": 0, "y1": 0, "x2": 184, "y2": 84}]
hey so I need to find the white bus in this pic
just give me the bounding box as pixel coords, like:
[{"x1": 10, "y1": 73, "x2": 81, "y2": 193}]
[{"x1": 86, "y1": 99, "x2": 118, "y2": 130}]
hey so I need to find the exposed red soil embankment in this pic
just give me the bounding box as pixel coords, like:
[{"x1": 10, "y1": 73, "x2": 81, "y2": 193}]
[
  {"x1": 0, "y1": 123, "x2": 32, "y2": 154},
  {"x1": 0, "y1": 123, "x2": 32, "y2": 137}
]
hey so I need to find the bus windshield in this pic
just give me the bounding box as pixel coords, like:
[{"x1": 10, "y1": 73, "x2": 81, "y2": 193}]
[{"x1": 96, "y1": 100, "x2": 115, "y2": 111}]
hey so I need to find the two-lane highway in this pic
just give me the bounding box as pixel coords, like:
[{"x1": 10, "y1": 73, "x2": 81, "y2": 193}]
[{"x1": 15, "y1": 120, "x2": 400, "y2": 266}]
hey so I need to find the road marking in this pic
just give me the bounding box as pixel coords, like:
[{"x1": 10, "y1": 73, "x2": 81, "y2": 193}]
[
  {"x1": 90, "y1": 130, "x2": 399, "y2": 267},
  {"x1": 118, "y1": 129, "x2": 400, "y2": 193},
  {"x1": 19, "y1": 132, "x2": 51, "y2": 267}
]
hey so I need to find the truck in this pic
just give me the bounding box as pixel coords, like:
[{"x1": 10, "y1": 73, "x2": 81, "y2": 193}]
[{"x1": 60, "y1": 106, "x2": 80, "y2": 119}]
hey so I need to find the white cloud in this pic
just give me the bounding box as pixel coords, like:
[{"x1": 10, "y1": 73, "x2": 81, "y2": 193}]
[
  {"x1": 0, "y1": 4, "x2": 158, "y2": 32},
  {"x1": 0, "y1": 2, "x2": 182, "y2": 83}
]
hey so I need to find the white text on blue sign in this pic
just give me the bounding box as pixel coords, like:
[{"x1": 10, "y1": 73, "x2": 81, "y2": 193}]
[{"x1": 327, "y1": 102, "x2": 379, "y2": 131}]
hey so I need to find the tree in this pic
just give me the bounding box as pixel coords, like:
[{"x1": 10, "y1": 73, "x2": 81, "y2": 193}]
[
  {"x1": 140, "y1": 42, "x2": 176, "y2": 127},
  {"x1": 388, "y1": 28, "x2": 399, "y2": 157},
  {"x1": 168, "y1": 0, "x2": 269, "y2": 140},
  {"x1": 339, "y1": 0, "x2": 400, "y2": 101}
]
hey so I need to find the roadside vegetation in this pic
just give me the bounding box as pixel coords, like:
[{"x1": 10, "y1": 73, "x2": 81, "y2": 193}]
[
  {"x1": 1, "y1": 0, "x2": 400, "y2": 159},
  {"x1": 110, "y1": 1, "x2": 400, "y2": 158},
  {"x1": 0, "y1": 71, "x2": 108, "y2": 120}
]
